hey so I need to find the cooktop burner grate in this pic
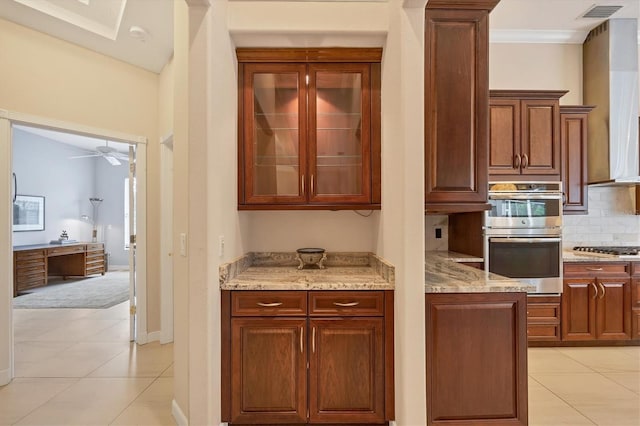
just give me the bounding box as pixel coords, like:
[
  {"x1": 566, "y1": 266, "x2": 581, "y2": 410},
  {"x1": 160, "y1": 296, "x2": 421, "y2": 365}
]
[{"x1": 573, "y1": 246, "x2": 640, "y2": 256}]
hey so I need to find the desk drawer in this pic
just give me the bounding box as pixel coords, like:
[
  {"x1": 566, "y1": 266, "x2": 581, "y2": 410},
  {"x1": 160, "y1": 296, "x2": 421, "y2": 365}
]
[
  {"x1": 16, "y1": 264, "x2": 46, "y2": 277},
  {"x1": 232, "y1": 291, "x2": 307, "y2": 316},
  {"x1": 48, "y1": 245, "x2": 85, "y2": 256},
  {"x1": 15, "y1": 250, "x2": 45, "y2": 261},
  {"x1": 309, "y1": 291, "x2": 384, "y2": 316},
  {"x1": 86, "y1": 243, "x2": 104, "y2": 251}
]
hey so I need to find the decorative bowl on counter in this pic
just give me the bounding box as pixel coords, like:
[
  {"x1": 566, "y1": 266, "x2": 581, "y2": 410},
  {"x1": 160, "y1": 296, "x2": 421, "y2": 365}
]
[{"x1": 296, "y1": 248, "x2": 327, "y2": 269}]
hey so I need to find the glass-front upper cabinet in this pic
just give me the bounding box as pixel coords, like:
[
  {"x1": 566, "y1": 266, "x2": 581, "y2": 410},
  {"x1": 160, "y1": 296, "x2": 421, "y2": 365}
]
[{"x1": 237, "y1": 49, "x2": 381, "y2": 210}]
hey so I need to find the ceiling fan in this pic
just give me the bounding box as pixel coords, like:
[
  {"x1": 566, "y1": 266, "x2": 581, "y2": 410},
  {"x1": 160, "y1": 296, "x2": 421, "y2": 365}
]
[{"x1": 69, "y1": 141, "x2": 129, "y2": 166}]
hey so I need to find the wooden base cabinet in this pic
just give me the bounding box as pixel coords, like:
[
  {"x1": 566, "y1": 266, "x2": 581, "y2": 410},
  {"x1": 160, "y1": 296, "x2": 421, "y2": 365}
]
[
  {"x1": 562, "y1": 263, "x2": 631, "y2": 341},
  {"x1": 630, "y1": 263, "x2": 640, "y2": 340},
  {"x1": 527, "y1": 295, "x2": 561, "y2": 342},
  {"x1": 222, "y1": 290, "x2": 394, "y2": 425},
  {"x1": 425, "y1": 292, "x2": 528, "y2": 425}
]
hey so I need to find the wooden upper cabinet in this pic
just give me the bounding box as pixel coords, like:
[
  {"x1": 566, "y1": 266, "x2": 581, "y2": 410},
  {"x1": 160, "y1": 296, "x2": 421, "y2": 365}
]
[
  {"x1": 237, "y1": 48, "x2": 381, "y2": 210},
  {"x1": 489, "y1": 90, "x2": 566, "y2": 181},
  {"x1": 561, "y1": 106, "x2": 594, "y2": 215},
  {"x1": 425, "y1": 2, "x2": 496, "y2": 213}
]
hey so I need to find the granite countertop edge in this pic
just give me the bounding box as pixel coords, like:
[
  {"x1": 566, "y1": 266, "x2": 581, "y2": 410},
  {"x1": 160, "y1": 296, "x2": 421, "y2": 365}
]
[
  {"x1": 425, "y1": 250, "x2": 534, "y2": 294},
  {"x1": 219, "y1": 251, "x2": 395, "y2": 291}
]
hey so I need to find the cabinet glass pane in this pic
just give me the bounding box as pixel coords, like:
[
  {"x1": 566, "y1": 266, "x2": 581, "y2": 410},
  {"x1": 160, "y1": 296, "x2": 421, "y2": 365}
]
[
  {"x1": 253, "y1": 73, "x2": 300, "y2": 196},
  {"x1": 315, "y1": 72, "x2": 362, "y2": 195}
]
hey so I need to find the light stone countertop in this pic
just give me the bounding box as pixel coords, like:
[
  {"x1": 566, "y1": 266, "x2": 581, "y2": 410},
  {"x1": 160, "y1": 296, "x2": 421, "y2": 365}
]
[
  {"x1": 563, "y1": 250, "x2": 640, "y2": 262},
  {"x1": 425, "y1": 251, "x2": 534, "y2": 293},
  {"x1": 220, "y1": 252, "x2": 394, "y2": 291}
]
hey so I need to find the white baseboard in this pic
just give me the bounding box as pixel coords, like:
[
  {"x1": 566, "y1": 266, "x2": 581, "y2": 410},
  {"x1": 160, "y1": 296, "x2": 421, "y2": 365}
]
[
  {"x1": 172, "y1": 399, "x2": 188, "y2": 426},
  {"x1": 0, "y1": 367, "x2": 12, "y2": 386},
  {"x1": 136, "y1": 330, "x2": 161, "y2": 345}
]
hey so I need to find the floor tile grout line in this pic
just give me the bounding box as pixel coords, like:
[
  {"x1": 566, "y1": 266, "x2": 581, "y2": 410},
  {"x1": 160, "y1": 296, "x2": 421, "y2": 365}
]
[
  {"x1": 527, "y1": 375, "x2": 599, "y2": 426},
  {"x1": 7, "y1": 377, "x2": 81, "y2": 426},
  {"x1": 106, "y1": 373, "x2": 166, "y2": 425}
]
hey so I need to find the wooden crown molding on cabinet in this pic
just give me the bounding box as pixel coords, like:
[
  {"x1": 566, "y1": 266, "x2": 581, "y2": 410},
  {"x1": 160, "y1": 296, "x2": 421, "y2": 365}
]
[
  {"x1": 426, "y1": 0, "x2": 501, "y2": 11},
  {"x1": 236, "y1": 48, "x2": 383, "y2": 63},
  {"x1": 490, "y1": 90, "x2": 569, "y2": 100}
]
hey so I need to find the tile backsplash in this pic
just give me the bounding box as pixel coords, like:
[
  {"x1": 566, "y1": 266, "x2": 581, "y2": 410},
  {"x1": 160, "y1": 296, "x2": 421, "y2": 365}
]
[{"x1": 563, "y1": 186, "x2": 640, "y2": 247}]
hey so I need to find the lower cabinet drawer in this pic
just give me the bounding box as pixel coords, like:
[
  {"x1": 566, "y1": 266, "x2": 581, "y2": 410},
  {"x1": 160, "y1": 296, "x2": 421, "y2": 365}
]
[
  {"x1": 232, "y1": 291, "x2": 307, "y2": 316},
  {"x1": 527, "y1": 324, "x2": 561, "y2": 341},
  {"x1": 309, "y1": 291, "x2": 385, "y2": 316}
]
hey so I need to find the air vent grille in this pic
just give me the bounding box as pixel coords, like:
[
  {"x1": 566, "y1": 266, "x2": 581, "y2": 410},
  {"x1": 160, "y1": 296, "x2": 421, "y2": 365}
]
[{"x1": 582, "y1": 5, "x2": 623, "y2": 18}]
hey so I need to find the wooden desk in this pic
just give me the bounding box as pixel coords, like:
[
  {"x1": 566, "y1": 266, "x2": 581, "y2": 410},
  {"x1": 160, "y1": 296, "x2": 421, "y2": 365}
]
[{"x1": 13, "y1": 243, "x2": 105, "y2": 297}]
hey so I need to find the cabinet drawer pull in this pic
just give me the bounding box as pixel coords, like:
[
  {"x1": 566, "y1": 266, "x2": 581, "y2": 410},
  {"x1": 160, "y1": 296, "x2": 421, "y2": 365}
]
[
  {"x1": 590, "y1": 282, "x2": 598, "y2": 300},
  {"x1": 598, "y1": 283, "x2": 606, "y2": 299},
  {"x1": 586, "y1": 267, "x2": 603, "y2": 271},
  {"x1": 300, "y1": 327, "x2": 304, "y2": 353},
  {"x1": 256, "y1": 302, "x2": 283, "y2": 307},
  {"x1": 333, "y1": 301, "x2": 360, "y2": 307}
]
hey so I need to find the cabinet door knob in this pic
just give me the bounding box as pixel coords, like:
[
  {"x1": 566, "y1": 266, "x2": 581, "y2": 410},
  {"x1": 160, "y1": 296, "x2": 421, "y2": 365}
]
[
  {"x1": 312, "y1": 326, "x2": 316, "y2": 353},
  {"x1": 514, "y1": 154, "x2": 521, "y2": 169},
  {"x1": 590, "y1": 282, "x2": 598, "y2": 300},
  {"x1": 598, "y1": 283, "x2": 606, "y2": 299},
  {"x1": 333, "y1": 301, "x2": 360, "y2": 307},
  {"x1": 522, "y1": 154, "x2": 529, "y2": 169},
  {"x1": 301, "y1": 174, "x2": 305, "y2": 195},
  {"x1": 256, "y1": 302, "x2": 283, "y2": 307}
]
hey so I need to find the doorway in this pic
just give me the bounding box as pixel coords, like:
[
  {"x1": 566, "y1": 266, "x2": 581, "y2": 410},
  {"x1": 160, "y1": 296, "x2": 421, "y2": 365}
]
[{"x1": 0, "y1": 111, "x2": 148, "y2": 385}]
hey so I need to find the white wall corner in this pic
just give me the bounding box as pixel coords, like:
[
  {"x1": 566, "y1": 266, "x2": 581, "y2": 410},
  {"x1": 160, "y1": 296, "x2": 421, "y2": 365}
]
[
  {"x1": 172, "y1": 399, "x2": 189, "y2": 426},
  {"x1": 0, "y1": 367, "x2": 11, "y2": 386}
]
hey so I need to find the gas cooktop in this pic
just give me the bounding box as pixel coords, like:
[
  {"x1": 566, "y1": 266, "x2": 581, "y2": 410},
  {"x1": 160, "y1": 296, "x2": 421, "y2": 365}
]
[{"x1": 573, "y1": 246, "x2": 640, "y2": 256}]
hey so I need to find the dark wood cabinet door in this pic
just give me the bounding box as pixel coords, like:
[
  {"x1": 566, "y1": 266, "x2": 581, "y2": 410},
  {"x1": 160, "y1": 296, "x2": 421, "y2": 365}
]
[
  {"x1": 489, "y1": 99, "x2": 520, "y2": 176},
  {"x1": 596, "y1": 278, "x2": 631, "y2": 340},
  {"x1": 240, "y1": 63, "x2": 308, "y2": 206},
  {"x1": 308, "y1": 318, "x2": 385, "y2": 424},
  {"x1": 561, "y1": 107, "x2": 593, "y2": 214},
  {"x1": 520, "y1": 99, "x2": 561, "y2": 176},
  {"x1": 308, "y1": 63, "x2": 372, "y2": 205},
  {"x1": 230, "y1": 317, "x2": 307, "y2": 424},
  {"x1": 425, "y1": 292, "x2": 528, "y2": 425},
  {"x1": 632, "y1": 278, "x2": 640, "y2": 340},
  {"x1": 424, "y1": 7, "x2": 489, "y2": 211},
  {"x1": 562, "y1": 278, "x2": 597, "y2": 341}
]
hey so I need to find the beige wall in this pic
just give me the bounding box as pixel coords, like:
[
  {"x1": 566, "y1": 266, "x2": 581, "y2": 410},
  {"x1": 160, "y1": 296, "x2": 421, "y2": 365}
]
[
  {"x1": 489, "y1": 42, "x2": 583, "y2": 105},
  {"x1": 0, "y1": 18, "x2": 163, "y2": 332}
]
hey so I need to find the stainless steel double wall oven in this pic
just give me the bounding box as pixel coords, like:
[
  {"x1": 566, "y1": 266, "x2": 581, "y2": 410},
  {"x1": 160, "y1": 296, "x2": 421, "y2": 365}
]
[{"x1": 484, "y1": 182, "x2": 563, "y2": 294}]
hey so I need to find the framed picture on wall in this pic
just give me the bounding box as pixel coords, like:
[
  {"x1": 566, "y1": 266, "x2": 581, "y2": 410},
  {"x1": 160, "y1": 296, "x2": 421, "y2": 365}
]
[{"x1": 13, "y1": 195, "x2": 45, "y2": 232}]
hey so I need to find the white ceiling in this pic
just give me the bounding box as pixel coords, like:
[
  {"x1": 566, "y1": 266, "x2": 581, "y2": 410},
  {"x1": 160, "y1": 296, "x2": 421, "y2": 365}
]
[
  {"x1": 4, "y1": 0, "x2": 639, "y2": 151},
  {"x1": 0, "y1": 0, "x2": 173, "y2": 73}
]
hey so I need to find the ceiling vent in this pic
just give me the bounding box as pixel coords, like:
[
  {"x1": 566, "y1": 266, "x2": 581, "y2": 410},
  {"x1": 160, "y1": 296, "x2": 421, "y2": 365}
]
[{"x1": 581, "y1": 5, "x2": 623, "y2": 19}]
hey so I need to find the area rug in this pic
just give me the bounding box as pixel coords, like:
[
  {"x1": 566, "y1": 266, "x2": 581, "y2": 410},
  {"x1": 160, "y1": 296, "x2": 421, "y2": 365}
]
[{"x1": 13, "y1": 271, "x2": 130, "y2": 309}]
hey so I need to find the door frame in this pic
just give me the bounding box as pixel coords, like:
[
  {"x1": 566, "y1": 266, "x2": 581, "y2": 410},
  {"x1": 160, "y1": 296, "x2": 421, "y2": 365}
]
[
  {"x1": 160, "y1": 133, "x2": 174, "y2": 344},
  {"x1": 0, "y1": 109, "x2": 148, "y2": 385}
]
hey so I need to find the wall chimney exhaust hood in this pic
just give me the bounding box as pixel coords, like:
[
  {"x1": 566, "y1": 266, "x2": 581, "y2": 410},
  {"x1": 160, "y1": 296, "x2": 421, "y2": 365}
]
[{"x1": 583, "y1": 19, "x2": 639, "y2": 186}]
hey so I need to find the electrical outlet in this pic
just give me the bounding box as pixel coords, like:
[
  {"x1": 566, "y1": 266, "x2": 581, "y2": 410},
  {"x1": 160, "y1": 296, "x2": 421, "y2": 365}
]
[
  {"x1": 435, "y1": 228, "x2": 442, "y2": 239},
  {"x1": 219, "y1": 235, "x2": 225, "y2": 257}
]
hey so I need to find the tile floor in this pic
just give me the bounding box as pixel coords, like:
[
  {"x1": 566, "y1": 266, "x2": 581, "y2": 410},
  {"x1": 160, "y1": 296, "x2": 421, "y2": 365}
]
[
  {"x1": 1, "y1": 302, "x2": 639, "y2": 425},
  {"x1": 1, "y1": 301, "x2": 175, "y2": 426}
]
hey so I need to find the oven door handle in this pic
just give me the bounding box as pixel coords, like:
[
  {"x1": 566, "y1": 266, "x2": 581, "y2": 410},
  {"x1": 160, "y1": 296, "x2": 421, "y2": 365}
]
[
  {"x1": 488, "y1": 194, "x2": 562, "y2": 200},
  {"x1": 489, "y1": 237, "x2": 562, "y2": 243}
]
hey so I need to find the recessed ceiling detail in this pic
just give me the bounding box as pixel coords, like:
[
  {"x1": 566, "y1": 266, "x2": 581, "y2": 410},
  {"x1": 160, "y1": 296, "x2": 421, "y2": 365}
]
[
  {"x1": 580, "y1": 5, "x2": 623, "y2": 18},
  {"x1": 12, "y1": 0, "x2": 127, "y2": 40}
]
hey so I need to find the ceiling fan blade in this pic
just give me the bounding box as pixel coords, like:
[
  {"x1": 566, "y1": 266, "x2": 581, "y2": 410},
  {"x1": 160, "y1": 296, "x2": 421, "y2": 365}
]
[
  {"x1": 70, "y1": 154, "x2": 101, "y2": 159},
  {"x1": 104, "y1": 156, "x2": 122, "y2": 166}
]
